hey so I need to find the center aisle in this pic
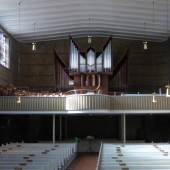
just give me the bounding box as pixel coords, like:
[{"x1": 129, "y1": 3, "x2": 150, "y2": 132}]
[{"x1": 67, "y1": 153, "x2": 98, "y2": 170}]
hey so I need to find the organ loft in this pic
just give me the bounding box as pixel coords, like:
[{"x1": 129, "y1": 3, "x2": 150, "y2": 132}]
[
  {"x1": 54, "y1": 37, "x2": 128, "y2": 94},
  {"x1": 69, "y1": 37, "x2": 112, "y2": 93}
]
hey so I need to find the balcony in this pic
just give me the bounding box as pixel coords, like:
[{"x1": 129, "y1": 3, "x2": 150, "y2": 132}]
[{"x1": 0, "y1": 94, "x2": 170, "y2": 115}]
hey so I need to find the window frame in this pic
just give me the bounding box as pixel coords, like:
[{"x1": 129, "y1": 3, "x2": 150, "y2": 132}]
[{"x1": 0, "y1": 30, "x2": 10, "y2": 69}]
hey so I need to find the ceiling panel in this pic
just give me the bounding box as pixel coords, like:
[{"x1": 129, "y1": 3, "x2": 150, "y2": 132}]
[{"x1": 0, "y1": 0, "x2": 169, "y2": 42}]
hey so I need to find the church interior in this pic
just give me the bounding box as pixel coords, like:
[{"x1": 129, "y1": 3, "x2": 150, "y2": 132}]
[{"x1": 1, "y1": 0, "x2": 170, "y2": 169}]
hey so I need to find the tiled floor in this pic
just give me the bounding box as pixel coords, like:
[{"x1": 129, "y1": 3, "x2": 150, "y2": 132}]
[{"x1": 68, "y1": 153, "x2": 98, "y2": 170}]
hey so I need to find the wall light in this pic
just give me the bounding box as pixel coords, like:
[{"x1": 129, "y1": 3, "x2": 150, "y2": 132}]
[
  {"x1": 166, "y1": 85, "x2": 170, "y2": 97},
  {"x1": 17, "y1": 96, "x2": 21, "y2": 104},
  {"x1": 152, "y1": 93, "x2": 157, "y2": 103}
]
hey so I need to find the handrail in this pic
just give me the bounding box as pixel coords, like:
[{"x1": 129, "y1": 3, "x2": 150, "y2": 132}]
[
  {"x1": 64, "y1": 89, "x2": 97, "y2": 95},
  {"x1": 96, "y1": 141, "x2": 103, "y2": 170}
]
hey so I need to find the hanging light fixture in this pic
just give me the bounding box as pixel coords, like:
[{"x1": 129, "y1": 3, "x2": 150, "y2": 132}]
[
  {"x1": 32, "y1": 42, "x2": 36, "y2": 51},
  {"x1": 152, "y1": 92, "x2": 157, "y2": 103},
  {"x1": 143, "y1": 0, "x2": 156, "y2": 50},
  {"x1": 143, "y1": 41, "x2": 148, "y2": 50},
  {"x1": 88, "y1": 35, "x2": 92, "y2": 44},
  {"x1": 143, "y1": 22, "x2": 148, "y2": 50},
  {"x1": 32, "y1": 22, "x2": 37, "y2": 51},
  {"x1": 88, "y1": 17, "x2": 92, "y2": 44}
]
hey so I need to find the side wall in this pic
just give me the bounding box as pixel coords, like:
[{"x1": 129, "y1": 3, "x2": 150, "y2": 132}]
[
  {"x1": 0, "y1": 27, "x2": 18, "y2": 85},
  {"x1": 128, "y1": 40, "x2": 170, "y2": 93}
]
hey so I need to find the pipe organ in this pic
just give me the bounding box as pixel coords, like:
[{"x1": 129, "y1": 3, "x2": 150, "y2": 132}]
[
  {"x1": 69, "y1": 38, "x2": 112, "y2": 93},
  {"x1": 55, "y1": 53, "x2": 70, "y2": 91},
  {"x1": 110, "y1": 49, "x2": 128, "y2": 92}
]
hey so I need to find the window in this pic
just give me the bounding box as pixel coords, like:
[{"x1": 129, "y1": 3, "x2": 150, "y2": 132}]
[{"x1": 0, "y1": 32, "x2": 10, "y2": 68}]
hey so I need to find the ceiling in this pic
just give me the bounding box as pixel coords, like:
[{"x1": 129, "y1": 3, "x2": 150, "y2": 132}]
[{"x1": 0, "y1": 0, "x2": 170, "y2": 42}]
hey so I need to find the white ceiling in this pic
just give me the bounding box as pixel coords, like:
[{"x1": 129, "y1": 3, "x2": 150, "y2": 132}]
[{"x1": 0, "y1": 0, "x2": 170, "y2": 42}]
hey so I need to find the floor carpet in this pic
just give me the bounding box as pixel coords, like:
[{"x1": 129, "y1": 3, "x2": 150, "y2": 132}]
[{"x1": 67, "y1": 153, "x2": 98, "y2": 170}]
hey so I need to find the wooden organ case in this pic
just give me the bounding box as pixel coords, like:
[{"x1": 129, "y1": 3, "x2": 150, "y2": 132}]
[{"x1": 69, "y1": 38, "x2": 112, "y2": 93}]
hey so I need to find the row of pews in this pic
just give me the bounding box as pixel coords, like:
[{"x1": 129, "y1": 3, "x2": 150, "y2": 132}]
[
  {"x1": 0, "y1": 142, "x2": 77, "y2": 170},
  {"x1": 3, "y1": 142, "x2": 170, "y2": 170},
  {"x1": 97, "y1": 143, "x2": 170, "y2": 170}
]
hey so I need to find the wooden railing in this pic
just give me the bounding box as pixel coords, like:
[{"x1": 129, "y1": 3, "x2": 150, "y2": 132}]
[{"x1": 0, "y1": 94, "x2": 170, "y2": 114}]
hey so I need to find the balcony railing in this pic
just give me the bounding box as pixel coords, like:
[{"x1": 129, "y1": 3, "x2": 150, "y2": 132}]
[
  {"x1": 0, "y1": 96, "x2": 65, "y2": 112},
  {"x1": 0, "y1": 94, "x2": 170, "y2": 114}
]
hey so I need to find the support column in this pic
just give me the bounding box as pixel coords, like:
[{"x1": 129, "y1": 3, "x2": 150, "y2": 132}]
[
  {"x1": 52, "y1": 115, "x2": 56, "y2": 144},
  {"x1": 59, "y1": 115, "x2": 62, "y2": 141},
  {"x1": 120, "y1": 114, "x2": 126, "y2": 144},
  {"x1": 65, "y1": 116, "x2": 68, "y2": 139}
]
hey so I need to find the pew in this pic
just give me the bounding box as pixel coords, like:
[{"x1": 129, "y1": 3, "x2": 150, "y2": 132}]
[
  {"x1": 0, "y1": 142, "x2": 77, "y2": 170},
  {"x1": 97, "y1": 143, "x2": 170, "y2": 170}
]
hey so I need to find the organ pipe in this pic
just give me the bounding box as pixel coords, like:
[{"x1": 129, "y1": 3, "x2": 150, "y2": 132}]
[{"x1": 69, "y1": 38, "x2": 112, "y2": 73}]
